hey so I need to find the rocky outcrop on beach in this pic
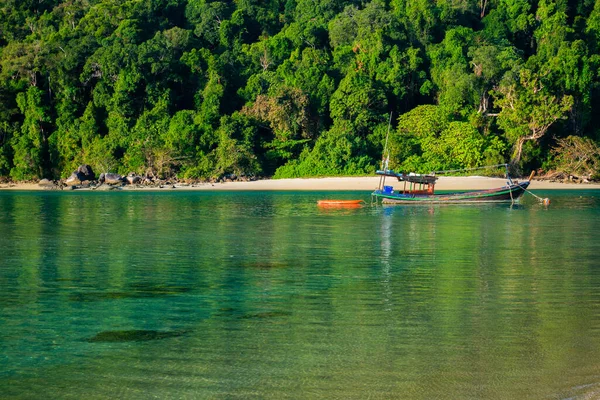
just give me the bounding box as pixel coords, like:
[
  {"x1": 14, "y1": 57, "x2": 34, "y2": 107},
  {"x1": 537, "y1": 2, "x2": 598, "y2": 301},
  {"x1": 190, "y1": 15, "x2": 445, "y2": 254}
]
[
  {"x1": 38, "y1": 178, "x2": 61, "y2": 190},
  {"x1": 77, "y1": 165, "x2": 95, "y2": 181},
  {"x1": 65, "y1": 164, "x2": 96, "y2": 186},
  {"x1": 100, "y1": 172, "x2": 124, "y2": 185},
  {"x1": 126, "y1": 173, "x2": 142, "y2": 185},
  {"x1": 536, "y1": 169, "x2": 597, "y2": 184},
  {"x1": 48, "y1": 169, "x2": 260, "y2": 190},
  {"x1": 65, "y1": 172, "x2": 82, "y2": 186}
]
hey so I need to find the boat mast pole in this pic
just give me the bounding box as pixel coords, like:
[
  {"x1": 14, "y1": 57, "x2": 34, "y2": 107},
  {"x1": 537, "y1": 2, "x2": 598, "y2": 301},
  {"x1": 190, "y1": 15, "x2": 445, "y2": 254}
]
[
  {"x1": 505, "y1": 163, "x2": 513, "y2": 185},
  {"x1": 379, "y1": 112, "x2": 393, "y2": 191}
]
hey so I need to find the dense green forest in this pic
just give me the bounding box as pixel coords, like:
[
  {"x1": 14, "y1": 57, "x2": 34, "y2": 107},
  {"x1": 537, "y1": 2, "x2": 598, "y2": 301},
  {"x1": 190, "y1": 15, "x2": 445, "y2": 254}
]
[{"x1": 1, "y1": 0, "x2": 599, "y2": 181}]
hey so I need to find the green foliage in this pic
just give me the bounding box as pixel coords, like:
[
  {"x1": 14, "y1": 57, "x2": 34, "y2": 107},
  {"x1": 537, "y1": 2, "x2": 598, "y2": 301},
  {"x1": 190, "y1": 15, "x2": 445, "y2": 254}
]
[
  {"x1": 388, "y1": 105, "x2": 447, "y2": 167},
  {"x1": 211, "y1": 112, "x2": 261, "y2": 178},
  {"x1": 186, "y1": 1, "x2": 232, "y2": 46},
  {"x1": 274, "y1": 121, "x2": 372, "y2": 178},
  {"x1": 428, "y1": 27, "x2": 478, "y2": 115},
  {"x1": 243, "y1": 85, "x2": 311, "y2": 141},
  {"x1": 330, "y1": 72, "x2": 387, "y2": 135},
  {"x1": 11, "y1": 87, "x2": 50, "y2": 180},
  {"x1": 0, "y1": 121, "x2": 16, "y2": 176},
  {"x1": 390, "y1": 105, "x2": 506, "y2": 173},
  {"x1": 0, "y1": 0, "x2": 598, "y2": 181},
  {"x1": 494, "y1": 68, "x2": 574, "y2": 163}
]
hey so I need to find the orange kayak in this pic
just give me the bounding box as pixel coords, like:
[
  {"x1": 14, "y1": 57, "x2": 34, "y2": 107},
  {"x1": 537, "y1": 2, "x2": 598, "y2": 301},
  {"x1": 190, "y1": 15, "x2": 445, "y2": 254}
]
[{"x1": 317, "y1": 200, "x2": 365, "y2": 207}]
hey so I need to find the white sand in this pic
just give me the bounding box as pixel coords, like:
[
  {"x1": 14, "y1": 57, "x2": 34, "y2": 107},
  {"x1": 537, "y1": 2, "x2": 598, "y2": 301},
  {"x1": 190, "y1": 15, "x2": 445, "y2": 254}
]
[{"x1": 1, "y1": 176, "x2": 599, "y2": 191}]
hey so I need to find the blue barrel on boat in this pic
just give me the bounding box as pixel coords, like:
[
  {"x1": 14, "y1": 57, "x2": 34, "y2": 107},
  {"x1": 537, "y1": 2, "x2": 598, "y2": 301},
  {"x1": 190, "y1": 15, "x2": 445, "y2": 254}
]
[{"x1": 383, "y1": 185, "x2": 393, "y2": 194}]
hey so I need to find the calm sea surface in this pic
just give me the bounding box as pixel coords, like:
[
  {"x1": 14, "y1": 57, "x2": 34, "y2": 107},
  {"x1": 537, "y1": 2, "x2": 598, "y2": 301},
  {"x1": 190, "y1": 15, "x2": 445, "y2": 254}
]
[{"x1": 1, "y1": 189, "x2": 599, "y2": 399}]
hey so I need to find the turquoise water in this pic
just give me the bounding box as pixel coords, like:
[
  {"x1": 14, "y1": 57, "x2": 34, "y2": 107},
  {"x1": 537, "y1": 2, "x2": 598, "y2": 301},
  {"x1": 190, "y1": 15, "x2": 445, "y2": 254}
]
[{"x1": 1, "y1": 190, "x2": 599, "y2": 399}]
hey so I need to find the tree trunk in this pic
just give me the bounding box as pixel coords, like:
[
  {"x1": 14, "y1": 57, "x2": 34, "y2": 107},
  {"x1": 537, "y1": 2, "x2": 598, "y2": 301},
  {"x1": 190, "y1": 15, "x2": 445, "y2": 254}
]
[
  {"x1": 511, "y1": 128, "x2": 546, "y2": 164},
  {"x1": 511, "y1": 137, "x2": 527, "y2": 164}
]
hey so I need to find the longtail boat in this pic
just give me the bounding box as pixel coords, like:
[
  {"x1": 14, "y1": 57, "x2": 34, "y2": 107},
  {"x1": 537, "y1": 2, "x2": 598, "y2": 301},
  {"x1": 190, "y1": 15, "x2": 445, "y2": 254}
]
[{"x1": 371, "y1": 168, "x2": 531, "y2": 204}]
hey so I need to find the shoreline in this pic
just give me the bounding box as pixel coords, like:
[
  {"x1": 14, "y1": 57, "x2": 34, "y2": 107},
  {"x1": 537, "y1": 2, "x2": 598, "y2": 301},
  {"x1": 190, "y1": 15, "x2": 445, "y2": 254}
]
[{"x1": 1, "y1": 176, "x2": 599, "y2": 192}]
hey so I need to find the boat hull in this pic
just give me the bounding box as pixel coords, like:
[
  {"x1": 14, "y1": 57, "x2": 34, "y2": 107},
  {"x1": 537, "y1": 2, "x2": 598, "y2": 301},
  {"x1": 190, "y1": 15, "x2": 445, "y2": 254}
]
[
  {"x1": 372, "y1": 182, "x2": 530, "y2": 204},
  {"x1": 317, "y1": 200, "x2": 364, "y2": 205},
  {"x1": 317, "y1": 200, "x2": 365, "y2": 208}
]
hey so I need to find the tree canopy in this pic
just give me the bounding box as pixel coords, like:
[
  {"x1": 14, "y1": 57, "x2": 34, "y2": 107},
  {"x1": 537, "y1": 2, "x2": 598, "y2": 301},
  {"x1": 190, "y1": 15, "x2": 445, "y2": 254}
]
[{"x1": 0, "y1": 0, "x2": 599, "y2": 180}]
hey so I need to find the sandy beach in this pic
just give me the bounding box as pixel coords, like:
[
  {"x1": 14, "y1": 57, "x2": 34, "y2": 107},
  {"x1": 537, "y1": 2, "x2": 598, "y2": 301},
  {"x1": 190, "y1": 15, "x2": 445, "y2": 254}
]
[{"x1": 0, "y1": 176, "x2": 599, "y2": 191}]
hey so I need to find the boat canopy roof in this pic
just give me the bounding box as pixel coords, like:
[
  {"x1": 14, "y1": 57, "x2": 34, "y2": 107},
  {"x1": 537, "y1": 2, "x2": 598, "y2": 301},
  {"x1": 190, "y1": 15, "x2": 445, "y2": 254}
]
[{"x1": 376, "y1": 170, "x2": 438, "y2": 185}]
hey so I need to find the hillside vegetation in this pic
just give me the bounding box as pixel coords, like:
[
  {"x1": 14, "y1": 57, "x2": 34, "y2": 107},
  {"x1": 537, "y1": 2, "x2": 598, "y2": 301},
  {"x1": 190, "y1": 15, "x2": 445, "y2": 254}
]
[{"x1": 1, "y1": 0, "x2": 599, "y2": 181}]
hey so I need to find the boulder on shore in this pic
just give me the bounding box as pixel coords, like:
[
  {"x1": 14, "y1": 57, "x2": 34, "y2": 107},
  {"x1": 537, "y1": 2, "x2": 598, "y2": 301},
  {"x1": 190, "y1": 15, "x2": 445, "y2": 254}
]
[
  {"x1": 77, "y1": 164, "x2": 95, "y2": 181},
  {"x1": 38, "y1": 178, "x2": 60, "y2": 190},
  {"x1": 65, "y1": 172, "x2": 83, "y2": 186},
  {"x1": 102, "y1": 172, "x2": 124, "y2": 185},
  {"x1": 126, "y1": 173, "x2": 142, "y2": 185},
  {"x1": 64, "y1": 164, "x2": 95, "y2": 186}
]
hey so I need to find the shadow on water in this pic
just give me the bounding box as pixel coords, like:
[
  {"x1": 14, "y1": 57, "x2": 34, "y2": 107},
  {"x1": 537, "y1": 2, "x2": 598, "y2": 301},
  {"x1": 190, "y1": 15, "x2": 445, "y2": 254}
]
[
  {"x1": 214, "y1": 307, "x2": 293, "y2": 320},
  {"x1": 239, "y1": 311, "x2": 293, "y2": 319},
  {"x1": 69, "y1": 284, "x2": 193, "y2": 302},
  {"x1": 238, "y1": 261, "x2": 290, "y2": 269},
  {"x1": 86, "y1": 329, "x2": 190, "y2": 343}
]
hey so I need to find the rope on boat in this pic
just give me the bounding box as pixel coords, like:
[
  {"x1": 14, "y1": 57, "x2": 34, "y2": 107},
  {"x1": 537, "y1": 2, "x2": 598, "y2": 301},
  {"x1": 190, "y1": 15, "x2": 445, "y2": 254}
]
[
  {"x1": 523, "y1": 187, "x2": 551, "y2": 206},
  {"x1": 522, "y1": 170, "x2": 551, "y2": 205}
]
